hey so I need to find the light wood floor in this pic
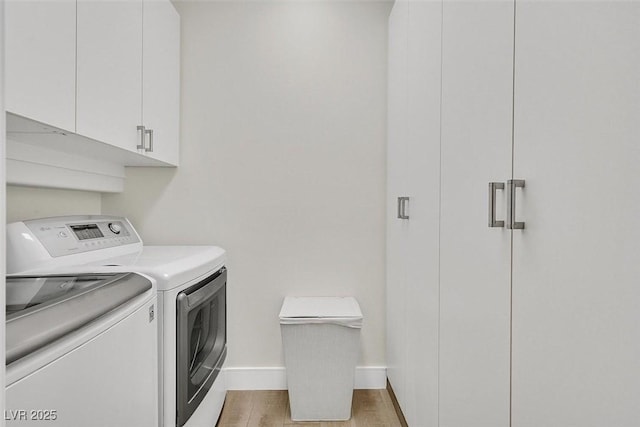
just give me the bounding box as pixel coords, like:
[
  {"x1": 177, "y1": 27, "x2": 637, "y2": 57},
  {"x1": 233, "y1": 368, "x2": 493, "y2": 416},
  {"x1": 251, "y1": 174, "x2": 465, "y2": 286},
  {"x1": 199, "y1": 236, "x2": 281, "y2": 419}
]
[{"x1": 216, "y1": 389, "x2": 403, "y2": 427}]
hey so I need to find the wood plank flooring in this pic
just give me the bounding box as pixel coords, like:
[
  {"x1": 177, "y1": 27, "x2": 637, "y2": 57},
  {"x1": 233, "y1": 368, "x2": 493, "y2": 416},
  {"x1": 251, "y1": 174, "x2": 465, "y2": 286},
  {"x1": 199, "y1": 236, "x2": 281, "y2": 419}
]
[{"x1": 216, "y1": 390, "x2": 403, "y2": 427}]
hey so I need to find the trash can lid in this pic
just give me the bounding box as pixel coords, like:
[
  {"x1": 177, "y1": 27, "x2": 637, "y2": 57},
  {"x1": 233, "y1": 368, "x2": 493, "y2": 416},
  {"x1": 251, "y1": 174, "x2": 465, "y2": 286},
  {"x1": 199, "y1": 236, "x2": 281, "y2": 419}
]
[{"x1": 279, "y1": 297, "x2": 363, "y2": 328}]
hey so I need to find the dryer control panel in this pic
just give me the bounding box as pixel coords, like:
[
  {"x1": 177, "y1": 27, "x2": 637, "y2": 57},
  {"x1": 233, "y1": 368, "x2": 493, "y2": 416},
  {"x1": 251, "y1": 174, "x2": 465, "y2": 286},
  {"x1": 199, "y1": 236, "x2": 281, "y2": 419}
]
[{"x1": 23, "y1": 216, "x2": 140, "y2": 258}]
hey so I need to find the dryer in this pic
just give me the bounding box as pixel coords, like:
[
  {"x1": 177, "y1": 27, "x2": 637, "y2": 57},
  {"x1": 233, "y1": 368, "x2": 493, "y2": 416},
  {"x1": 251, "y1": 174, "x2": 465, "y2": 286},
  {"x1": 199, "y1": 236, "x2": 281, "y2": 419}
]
[{"x1": 7, "y1": 215, "x2": 228, "y2": 427}]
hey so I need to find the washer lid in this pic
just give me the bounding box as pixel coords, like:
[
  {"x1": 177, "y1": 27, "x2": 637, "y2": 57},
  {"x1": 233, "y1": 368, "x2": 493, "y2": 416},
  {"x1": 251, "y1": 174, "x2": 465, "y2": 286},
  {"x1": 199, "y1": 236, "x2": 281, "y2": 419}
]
[
  {"x1": 279, "y1": 297, "x2": 363, "y2": 328},
  {"x1": 6, "y1": 272, "x2": 152, "y2": 364}
]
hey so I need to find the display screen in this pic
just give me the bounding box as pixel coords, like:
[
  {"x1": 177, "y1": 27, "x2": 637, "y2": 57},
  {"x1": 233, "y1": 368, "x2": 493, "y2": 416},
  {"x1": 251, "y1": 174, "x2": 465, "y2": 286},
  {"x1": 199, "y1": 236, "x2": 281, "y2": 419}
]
[{"x1": 70, "y1": 224, "x2": 104, "y2": 240}]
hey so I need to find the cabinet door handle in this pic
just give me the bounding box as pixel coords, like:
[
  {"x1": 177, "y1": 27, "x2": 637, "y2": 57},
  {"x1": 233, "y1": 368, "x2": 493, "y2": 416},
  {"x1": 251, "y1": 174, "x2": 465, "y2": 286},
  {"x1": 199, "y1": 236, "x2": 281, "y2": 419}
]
[
  {"x1": 507, "y1": 179, "x2": 525, "y2": 229},
  {"x1": 144, "y1": 128, "x2": 154, "y2": 153},
  {"x1": 137, "y1": 125, "x2": 146, "y2": 151},
  {"x1": 397, "y1": 197, "x2": 409, "y2": 220},
  {"x1": 488, "y1": 182, "x2": 505, "y2": 227}
]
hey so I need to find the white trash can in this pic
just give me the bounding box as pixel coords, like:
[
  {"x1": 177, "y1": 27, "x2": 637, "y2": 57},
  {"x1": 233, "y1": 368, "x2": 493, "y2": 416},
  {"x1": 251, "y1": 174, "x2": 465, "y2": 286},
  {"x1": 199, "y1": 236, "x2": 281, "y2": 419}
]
[{"x1": 279, "y1": 296, "x2": 363, "y2": 421}]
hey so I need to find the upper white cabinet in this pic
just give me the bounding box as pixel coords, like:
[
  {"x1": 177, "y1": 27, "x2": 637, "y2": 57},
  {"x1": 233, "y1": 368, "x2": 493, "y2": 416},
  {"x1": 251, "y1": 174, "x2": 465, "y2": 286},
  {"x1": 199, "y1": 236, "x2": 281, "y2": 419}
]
[
  {"x1": 76, "y1": 0, "x2": 180, "y2": 164},
  {"x1": 142, "y1": 0, "x2": 180, "y2": 165},
  {"x1": 4, "y1": 0, "x2": 180, "y2": 188},
  {"x1": 5, "y1": 0, "x2": 76, "y2": 131},
  {"x1": 76, "y1": 0, "x2": 143, "y2": 154}
]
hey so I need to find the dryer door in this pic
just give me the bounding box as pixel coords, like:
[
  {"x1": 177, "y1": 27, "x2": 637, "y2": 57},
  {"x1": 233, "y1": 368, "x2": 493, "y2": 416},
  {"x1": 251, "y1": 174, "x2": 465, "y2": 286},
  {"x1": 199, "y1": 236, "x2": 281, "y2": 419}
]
[{"x1": 176, "y1": 267, "x2": 227, "y2": 427}]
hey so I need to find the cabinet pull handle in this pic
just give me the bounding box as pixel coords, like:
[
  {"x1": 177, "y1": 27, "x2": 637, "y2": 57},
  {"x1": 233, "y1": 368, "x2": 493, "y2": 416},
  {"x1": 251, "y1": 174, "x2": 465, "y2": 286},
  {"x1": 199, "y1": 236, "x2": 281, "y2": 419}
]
[
  {"x1": 144, "y1": 129, "x2": 154, "y2": 153},
  {"x1": 137, "y1": 125, "x2": 146, "y2": 151},
  {"x1": 488, "y1": 182, "x2": 505, "y2": 227},
  {"x1": 397, "y1": 197, "x2": 410, "y2": 220},
  {"x1": 507, "y1": 179, "x2": 525, "y2": 229}
]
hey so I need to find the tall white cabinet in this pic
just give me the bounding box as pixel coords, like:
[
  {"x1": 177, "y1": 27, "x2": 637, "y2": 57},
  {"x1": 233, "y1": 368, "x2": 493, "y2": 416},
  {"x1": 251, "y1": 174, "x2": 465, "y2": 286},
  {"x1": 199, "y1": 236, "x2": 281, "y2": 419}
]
[
  {"x1": 386, "y1": 0, "x2": 441, "y2": 426},
  {"x1": 386, "y1": 0, "x2": 409, "y2": 415},
  {"x1": 511, "y1": 2, "x2": 640, "y2": 426},
  {"x1": 439, "y1": 1, "x2": 514, "y2": 426},
  {"x1": 404, "y1": 1, "x2": 441, "y2": 426},
  {"x1": 387, "y1": 1, "x2": 640, "y2": 426}
]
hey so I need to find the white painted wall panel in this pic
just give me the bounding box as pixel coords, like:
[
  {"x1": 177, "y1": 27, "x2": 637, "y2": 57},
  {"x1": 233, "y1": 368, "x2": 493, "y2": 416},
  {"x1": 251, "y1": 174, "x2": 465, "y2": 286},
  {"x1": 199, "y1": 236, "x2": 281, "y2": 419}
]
[{"x1": 6, "y1": 186, "x2": 101, "y2": 224}]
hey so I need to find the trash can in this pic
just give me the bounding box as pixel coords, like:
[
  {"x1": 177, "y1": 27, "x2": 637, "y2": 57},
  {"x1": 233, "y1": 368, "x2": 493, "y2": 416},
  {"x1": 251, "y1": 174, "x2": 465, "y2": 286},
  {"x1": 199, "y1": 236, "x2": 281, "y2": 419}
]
[{"x1": 279, "y1": 296, "x2": 363, "y2": 421}]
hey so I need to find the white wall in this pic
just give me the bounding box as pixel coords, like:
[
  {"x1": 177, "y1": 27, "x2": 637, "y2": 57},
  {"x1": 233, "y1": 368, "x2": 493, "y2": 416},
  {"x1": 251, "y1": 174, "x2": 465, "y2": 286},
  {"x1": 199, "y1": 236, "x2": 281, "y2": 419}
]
[
  {"x1": 6, "y1": 185, "x2": 101, "y2": 223},
  {"x1": 103, "y1": 0, "x2": 390, "y2": 371}
]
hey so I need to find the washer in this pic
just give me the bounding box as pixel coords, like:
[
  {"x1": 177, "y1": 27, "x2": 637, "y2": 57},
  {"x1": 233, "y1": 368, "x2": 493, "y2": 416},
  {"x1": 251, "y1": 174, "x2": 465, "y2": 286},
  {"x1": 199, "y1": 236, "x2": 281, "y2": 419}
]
[
  {"x1": 5, "y1": 272, "x2": 158, "y2": 427},
  {"x1": 7, "y1": 215, "x2": 228, "y2": 427}
]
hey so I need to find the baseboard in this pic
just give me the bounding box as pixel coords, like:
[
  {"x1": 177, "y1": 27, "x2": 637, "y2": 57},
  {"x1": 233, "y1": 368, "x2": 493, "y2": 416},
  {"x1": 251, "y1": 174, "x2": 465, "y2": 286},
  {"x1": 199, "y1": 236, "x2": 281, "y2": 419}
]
[
  {"x1": 224, "y1": 366, "x2": 387, "y2": 391},
  {"x1": 225, "y1": 367, "x2": 287, "y2": 391}
]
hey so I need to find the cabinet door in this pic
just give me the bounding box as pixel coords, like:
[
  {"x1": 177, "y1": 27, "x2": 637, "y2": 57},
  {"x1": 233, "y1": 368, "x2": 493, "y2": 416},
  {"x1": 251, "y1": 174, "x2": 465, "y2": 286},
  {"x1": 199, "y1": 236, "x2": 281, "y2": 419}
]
[
  {"x1": 5, "y1": 0, "x2": 76, "y2": 131},
  {"x1": 386, "y1": 0, "x2": 409, "y2": 413},
  {"x1": 142, "y1": 0, "x2": 180, "y2": 165},
  {"x1": 511, "y1": 2, "x2": 640, "y2": 426},
  {"x1": 439, "y1": 1, "x2": 514, "y2": 426},
  {"x1": 404, "y1": 1, "x2": 441, "y2": 426},
  {"x1": 76, "y1": 0, "x2": 143, "y2": 152}
]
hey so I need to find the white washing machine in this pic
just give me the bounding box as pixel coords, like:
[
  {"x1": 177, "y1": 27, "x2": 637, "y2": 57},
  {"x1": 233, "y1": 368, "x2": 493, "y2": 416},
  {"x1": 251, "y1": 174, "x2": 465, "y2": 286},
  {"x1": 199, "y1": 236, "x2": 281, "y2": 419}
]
[
  {"x1": 5, "y1": 272, "x2": 158, "y2": 427},
  {"x1": 7, "y1": 215, "x2": 228, "y2": 427}
]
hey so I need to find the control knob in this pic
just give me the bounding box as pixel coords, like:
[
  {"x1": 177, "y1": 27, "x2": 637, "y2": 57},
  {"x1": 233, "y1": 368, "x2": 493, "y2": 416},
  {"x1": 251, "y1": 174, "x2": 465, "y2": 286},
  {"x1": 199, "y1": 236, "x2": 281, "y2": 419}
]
[{"x1": 108, "y1": 223, "x2": 122, "y2": 234}]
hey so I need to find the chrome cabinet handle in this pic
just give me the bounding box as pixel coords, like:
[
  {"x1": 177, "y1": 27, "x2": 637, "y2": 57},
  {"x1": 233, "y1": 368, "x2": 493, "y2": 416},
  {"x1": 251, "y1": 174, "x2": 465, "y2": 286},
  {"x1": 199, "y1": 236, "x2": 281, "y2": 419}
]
[
  {"x1": 402, "y1": 197, "x2": 409, "y2": 219},
  {"x1": 144, "y1": 128, "x2": 154, "y2": 153},
  {"x1": 397, "y1": 197, "x2": 409, "y2": 219},
  {"x1": 488, "y1": 182, "x2": 505, "y2": 227},
  {"x1": 136, "y1": 125, "x2": 146, "y2": 151},
  {"x1": 507, "y1": 179, "x2": 525, "y2": 229}
]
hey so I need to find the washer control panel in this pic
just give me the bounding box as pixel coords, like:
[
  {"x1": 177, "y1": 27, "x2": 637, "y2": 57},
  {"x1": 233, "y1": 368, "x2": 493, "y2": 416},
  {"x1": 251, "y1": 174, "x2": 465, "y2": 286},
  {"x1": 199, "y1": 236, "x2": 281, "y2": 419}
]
[{"x1": 24, "y1": 216, "x2": 141, "y2": 258}]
